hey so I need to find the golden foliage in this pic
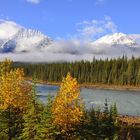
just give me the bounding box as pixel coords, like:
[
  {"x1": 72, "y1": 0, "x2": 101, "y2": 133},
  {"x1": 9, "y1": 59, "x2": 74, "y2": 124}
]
[
  {"x1": 0, "y1": 59, "x2": 31, "y2": 111},
  {"x1": 52, "y1": 72, "x2": 84, "y2": 133}
]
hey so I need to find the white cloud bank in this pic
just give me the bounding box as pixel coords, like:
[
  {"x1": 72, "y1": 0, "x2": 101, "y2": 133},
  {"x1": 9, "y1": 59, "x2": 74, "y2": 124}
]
[{"x1": 0, "y1": 49, "x2": 140, "y2": 62}]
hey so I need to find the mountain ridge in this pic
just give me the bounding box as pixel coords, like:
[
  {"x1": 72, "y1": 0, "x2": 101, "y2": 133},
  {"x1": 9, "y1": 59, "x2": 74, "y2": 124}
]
[
  {"x1": 93, "y1": 32, "x2": 139, "y2": 47},
  {"x1": 0, "y1": 20, "x2": 140, "y2": 57},
  {"x1": 0, "y1": 21, "x2": 52, "y2": 53}
]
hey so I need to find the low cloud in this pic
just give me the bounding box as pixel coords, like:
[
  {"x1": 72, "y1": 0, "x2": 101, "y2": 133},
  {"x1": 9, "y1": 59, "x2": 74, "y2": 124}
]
[
  {"x1": 1, "y1": 47, "x2": 140, "y2": 62},
  {"x1": 2, "y1": 39, "x2": 140, "y2": 62},
  {"x1": 45, "y1": 39, "x2": 92, "y2": 54}
]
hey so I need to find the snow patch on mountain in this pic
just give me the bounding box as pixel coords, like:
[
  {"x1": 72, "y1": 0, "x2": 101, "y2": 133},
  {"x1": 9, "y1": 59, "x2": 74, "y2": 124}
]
[
  {"x1": 0, "y1": 20, "x2": 21, "y2": 40},
  {"x1": 93, "y1": 32, "x2": 138, "y2": 47}
]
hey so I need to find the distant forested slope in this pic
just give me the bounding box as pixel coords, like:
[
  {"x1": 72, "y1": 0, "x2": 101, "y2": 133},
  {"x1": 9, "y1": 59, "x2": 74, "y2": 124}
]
[{"x1": 13, "y1": 56, "x2": 140, "y2": 85}]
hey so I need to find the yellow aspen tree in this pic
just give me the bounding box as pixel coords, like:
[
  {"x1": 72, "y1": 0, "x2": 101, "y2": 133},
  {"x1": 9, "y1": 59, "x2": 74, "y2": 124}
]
[
  {"x1": 52, "y1": 72, "x2": 84, "y2": 134},
  {"x1": 0, "y1": 59, "x2": 31, "y2": 111},
  {"x1": 0, "y1": 59, "x2": 32, "y2": 139}
]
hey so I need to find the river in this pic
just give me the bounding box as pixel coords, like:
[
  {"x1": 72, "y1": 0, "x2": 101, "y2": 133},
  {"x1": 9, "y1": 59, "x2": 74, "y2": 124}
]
[{"x1": 36, "y1": 83, "x2": 140, "y2": 116}]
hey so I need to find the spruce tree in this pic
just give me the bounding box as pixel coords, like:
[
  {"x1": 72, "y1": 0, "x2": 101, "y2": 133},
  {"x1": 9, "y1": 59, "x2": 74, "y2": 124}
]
[
  {"x1": 38, "y1": 95, "x2": 60, "y2": 139},
  {"x1": 20, "y1": 82, "x2": 43, "y2": 140}
]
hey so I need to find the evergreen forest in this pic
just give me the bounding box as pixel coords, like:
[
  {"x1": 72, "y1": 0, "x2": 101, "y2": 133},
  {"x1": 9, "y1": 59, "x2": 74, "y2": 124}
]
[{"x1": 14, "y1": 56, "x2": 140, "y2": 86}]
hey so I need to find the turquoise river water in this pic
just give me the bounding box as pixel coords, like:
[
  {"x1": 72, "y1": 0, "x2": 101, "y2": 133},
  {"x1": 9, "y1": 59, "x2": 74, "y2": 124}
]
[{"x1": 36, "y1": 83, "x2": 140, "y2": 116}]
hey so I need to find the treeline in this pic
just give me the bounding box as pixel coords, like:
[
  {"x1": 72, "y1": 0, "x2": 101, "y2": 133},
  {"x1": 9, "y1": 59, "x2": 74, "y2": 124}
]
[
  {"x1": 0, "y1": 59, "x2": 140, "y2": 139},
  {"x1": 14, "y1": 56, "x2": 140, "y2": 85}
]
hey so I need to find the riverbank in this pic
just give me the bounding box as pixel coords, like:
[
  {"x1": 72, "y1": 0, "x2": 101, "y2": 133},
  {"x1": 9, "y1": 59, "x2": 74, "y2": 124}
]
[
  {"x1": 25, "y1": 77, "x2": 140, "y2": 92},
  {"x1": 80, "y1": 83, "x2": 140, "y2": 92}
]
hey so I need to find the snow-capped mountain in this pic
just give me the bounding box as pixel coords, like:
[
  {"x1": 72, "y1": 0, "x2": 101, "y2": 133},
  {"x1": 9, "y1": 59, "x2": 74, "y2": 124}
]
[
  {"x1": 89, "y1": 32, "x2": 140, "y2": 56},
  {"x1": 0, "y1": 20, "x2": 140, "y2": 62},
  {"x1": 0, "y1": 20, "x2": 52, "y2": 53},
  {"x1": 93, "y1": 32, "x2": 139, "y2": 47}
]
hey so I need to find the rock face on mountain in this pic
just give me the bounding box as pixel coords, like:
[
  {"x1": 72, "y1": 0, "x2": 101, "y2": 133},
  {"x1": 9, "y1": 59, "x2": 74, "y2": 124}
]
[{"x1": 0, "y1": 21, "x2": 52, "y2": 53}]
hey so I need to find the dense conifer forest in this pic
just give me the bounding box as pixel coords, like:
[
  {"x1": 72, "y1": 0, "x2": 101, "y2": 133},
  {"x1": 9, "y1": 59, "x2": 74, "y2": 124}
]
[{"x1": 14, "y1": 56, "x2": 140, "y2": 86}]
